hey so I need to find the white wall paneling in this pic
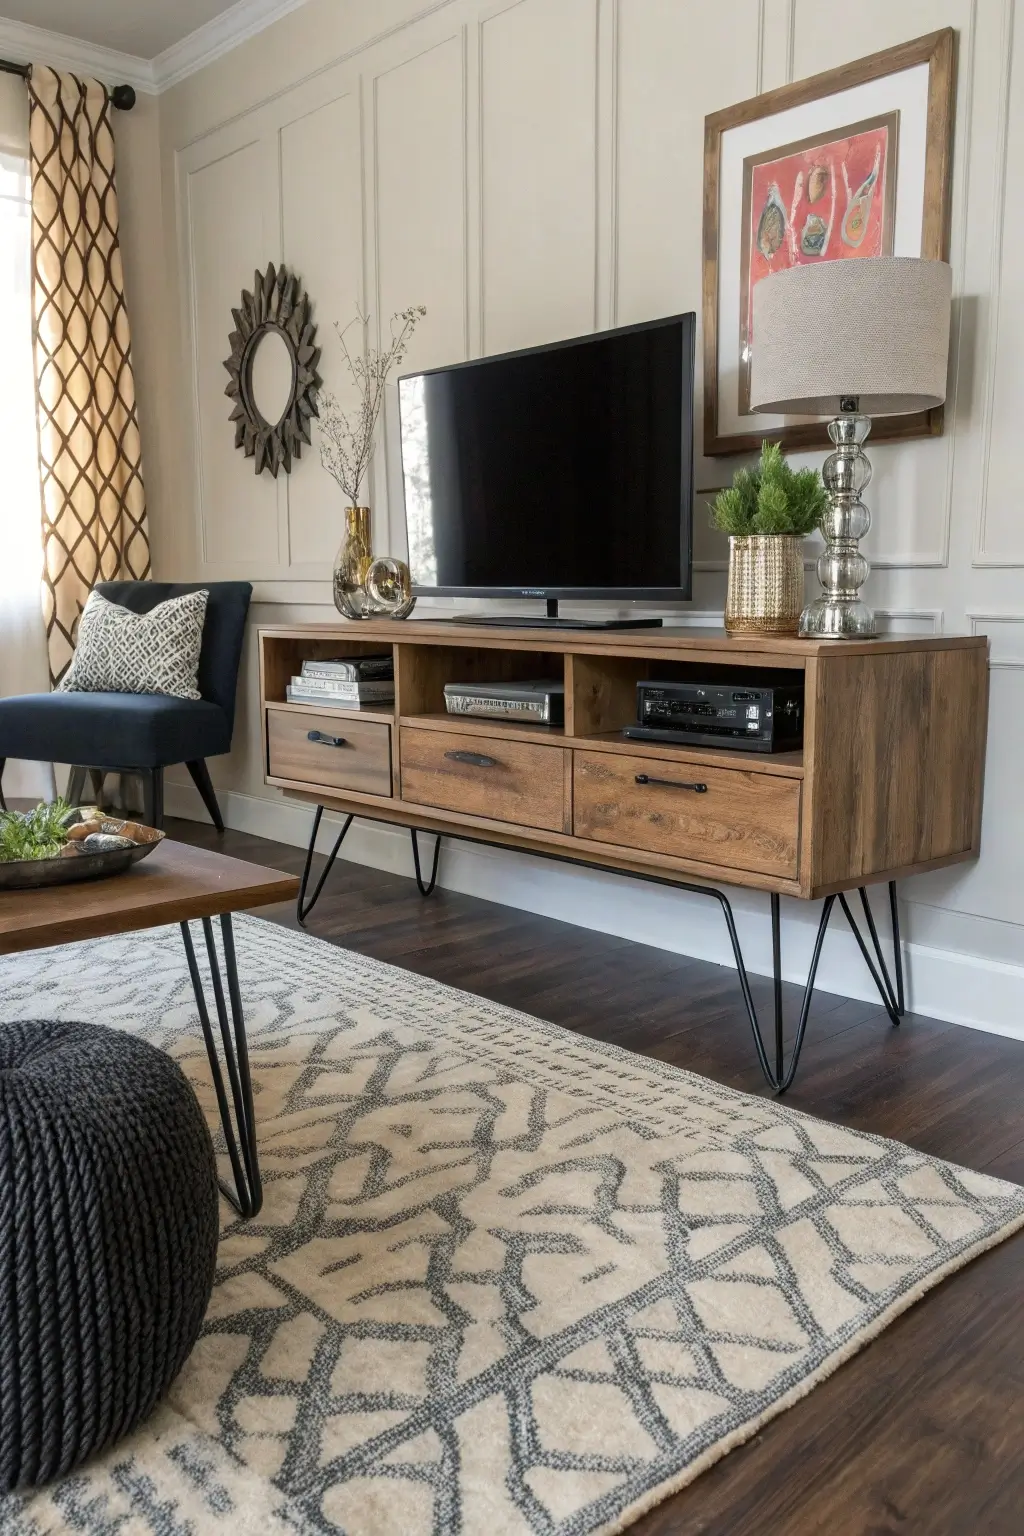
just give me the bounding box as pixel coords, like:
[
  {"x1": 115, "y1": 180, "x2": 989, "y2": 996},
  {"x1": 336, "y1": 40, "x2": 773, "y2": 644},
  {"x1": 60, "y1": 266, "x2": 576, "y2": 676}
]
[
  {"x1": 873, "y1": 609, "x2": 944, "y2": 636},
  {"x1": 279, "y1": 85, "x2": 364, "y2": 572},
  {"x1": 614, "y1": 0, "x2": 762, "y2": 578},
  {"x1": 182, "y1": 134, "x2": 277, "y2": 573},
  {"x1": 155, "y1": 0, "x2": 1024, "y2": 1037},
  {"x1": 371, "y1": 24, "x2": 469, "y2": 559},
  {"x1": 973, "y1": 0, "x2": 1023, "y2": 566},
  {"x1": 969, "y1": 613, "x2": 1024, "y2": 666},
  {"x1": 478, "y1": 0, "x2": 599, "y2": 356},
  {"x1": 177, "y1": 61, "x2": 368, "y2": 583},
  {"x1": 756, "y1": 0, "x2": 798, "y2": 92}
]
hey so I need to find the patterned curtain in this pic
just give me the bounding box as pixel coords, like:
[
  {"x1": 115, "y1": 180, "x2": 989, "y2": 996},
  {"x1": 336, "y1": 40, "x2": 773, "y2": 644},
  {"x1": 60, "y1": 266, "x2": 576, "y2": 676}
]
[{"x1": 28, "y1": 66, "x2": 150, "y2": 686}]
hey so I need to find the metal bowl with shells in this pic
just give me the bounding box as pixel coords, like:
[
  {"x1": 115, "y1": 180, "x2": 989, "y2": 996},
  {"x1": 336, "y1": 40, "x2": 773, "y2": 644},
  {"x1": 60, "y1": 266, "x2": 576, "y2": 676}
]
[{"x1": 0, "y1": 804, "x2": 165, "y2": 891}]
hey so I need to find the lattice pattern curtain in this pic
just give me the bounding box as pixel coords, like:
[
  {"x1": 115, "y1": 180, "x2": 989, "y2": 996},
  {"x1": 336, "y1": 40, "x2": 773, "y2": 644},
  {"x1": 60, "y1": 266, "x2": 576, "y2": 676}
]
[{"x1": 28, "y1": 65, "x2": 150, "y2": 686}]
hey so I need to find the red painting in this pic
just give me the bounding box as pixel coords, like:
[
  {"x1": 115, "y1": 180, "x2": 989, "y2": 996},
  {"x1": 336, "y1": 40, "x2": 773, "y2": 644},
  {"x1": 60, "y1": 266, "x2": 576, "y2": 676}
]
[{"x1": 739, "y1": 112, "x2": 898, "y2": 412}]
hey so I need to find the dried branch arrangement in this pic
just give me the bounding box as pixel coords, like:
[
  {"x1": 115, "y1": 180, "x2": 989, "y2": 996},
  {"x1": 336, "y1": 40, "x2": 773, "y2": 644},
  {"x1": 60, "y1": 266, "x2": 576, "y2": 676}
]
[{"x1": 316, "y1": 305, "x2": 426, "y2": 505}]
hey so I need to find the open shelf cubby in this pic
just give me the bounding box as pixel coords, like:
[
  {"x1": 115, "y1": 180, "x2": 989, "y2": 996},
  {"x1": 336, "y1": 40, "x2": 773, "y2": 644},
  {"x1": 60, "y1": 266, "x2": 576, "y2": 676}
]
[
  {"x1": 564, "y1": 652, "x2": 806, "y2": 772},
  {"x1": 394, "y1": 644, "x2": 566, "y2": 719},
  {"x1": 260, "y1": 635, "x2": 397, "y2": 717},
  {"x1": 258, "y1": 633, "x2": 808, "y2": 767}
]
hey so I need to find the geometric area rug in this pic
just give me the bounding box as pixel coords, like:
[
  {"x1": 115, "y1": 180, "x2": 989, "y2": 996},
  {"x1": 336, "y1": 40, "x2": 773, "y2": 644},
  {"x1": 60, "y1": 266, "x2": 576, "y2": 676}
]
[{"x1": 1, "y1": 915, "x2": 1023, "y2": 1535}]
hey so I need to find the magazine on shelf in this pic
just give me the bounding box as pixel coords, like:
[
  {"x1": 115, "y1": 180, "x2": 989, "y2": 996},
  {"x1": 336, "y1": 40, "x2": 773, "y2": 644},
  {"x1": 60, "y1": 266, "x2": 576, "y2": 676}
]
[
  {"x1": 286, "y1": 684, "x2": 394, "y2": 708},
  {"x1": 289, "y1": 675, "x2": 395, "y2": 699}
]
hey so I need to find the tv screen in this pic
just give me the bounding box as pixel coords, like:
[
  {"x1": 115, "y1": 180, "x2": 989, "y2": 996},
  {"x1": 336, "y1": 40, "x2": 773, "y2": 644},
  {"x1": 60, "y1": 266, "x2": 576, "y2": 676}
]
[{"x1": 397, "y1": 315, "x2": 695, "y2": 600}]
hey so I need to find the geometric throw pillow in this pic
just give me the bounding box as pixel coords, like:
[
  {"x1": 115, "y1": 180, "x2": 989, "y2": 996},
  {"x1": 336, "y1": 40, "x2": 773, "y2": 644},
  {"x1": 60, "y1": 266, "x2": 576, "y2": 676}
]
[{"x1": 57, "y1": 588, "x2": 209, "y2": 701}]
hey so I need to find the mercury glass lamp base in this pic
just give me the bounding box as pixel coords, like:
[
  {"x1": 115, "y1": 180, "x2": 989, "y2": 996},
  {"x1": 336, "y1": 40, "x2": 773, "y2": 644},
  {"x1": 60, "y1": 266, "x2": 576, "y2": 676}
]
[
  {"x1": 801, "y1": 410, "x2": 879, "y2": 641},
  {"x1": 799, "y1": 596, "x2": 877, "y2": 639}
]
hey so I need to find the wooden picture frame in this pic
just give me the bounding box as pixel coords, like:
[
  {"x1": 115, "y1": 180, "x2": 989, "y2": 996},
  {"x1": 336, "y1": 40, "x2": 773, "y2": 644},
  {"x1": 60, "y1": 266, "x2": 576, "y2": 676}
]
[{"x1": 702, "y1": 29, "x2": 956, "y2": 457}]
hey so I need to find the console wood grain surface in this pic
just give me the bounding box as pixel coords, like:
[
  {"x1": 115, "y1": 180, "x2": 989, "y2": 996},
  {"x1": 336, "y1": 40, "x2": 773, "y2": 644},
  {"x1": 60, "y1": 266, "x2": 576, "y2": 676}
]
[
  {"x1": 574, "y1": 749, "x2": 802, "y2": 879},
  {"x1": 259, "y1": 622, "x2": 989, "y2": 900},
  {"x1": 267, "y1": 707, "x2": 392, "y2": 798},
  {"x1": 0, "y1": 840, "x2": 300, "y2": 955},
  {"x1": 400, "y1": 723, "x2": 570, "y2": 834}
]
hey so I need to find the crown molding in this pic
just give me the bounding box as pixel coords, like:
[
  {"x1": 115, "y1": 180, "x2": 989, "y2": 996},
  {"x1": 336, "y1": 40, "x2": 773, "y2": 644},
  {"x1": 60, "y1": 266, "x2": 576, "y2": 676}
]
[
  {"x1": 151, "y1": 0, "x2": 313, "y2": 91},
  {"x1": 0, "y1": 15, "x2": 155, "y2": 91},
  {"x1": 0, "y1": 0, "x2": 317, "y2": 96}
]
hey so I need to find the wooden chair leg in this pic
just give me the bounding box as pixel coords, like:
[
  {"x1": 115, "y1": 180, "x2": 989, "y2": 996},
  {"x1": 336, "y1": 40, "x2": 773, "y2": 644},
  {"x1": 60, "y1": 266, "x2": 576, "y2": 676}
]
[
  {"x1": 142, "y1": 767, "x2": 165, "y2": 830},
  {"x1": 186, "y1": 759, "x2": 224, "y2": 832},
  {"x1": 88, "y1": 768, "x2": 105, "y2": 802},
  {"x1": 0, "y1": 759, "x2": 6, "y2": 812},
  {"x1": 66, "y1": 766, "x2": 87, "y2": 806}
]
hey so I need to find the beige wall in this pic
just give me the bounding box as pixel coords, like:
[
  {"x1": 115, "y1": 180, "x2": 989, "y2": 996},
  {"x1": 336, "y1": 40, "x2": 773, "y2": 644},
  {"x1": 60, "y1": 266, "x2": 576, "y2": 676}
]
[{"x1": 119, "y1": 0, "x2": 1024, "y2": 1033}]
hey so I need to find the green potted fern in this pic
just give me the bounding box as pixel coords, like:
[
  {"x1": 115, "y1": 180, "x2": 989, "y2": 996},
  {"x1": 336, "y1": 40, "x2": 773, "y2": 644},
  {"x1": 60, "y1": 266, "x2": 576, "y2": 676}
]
[{"x1": 711, "y1": 442, "x2": 827, "y2": 635}]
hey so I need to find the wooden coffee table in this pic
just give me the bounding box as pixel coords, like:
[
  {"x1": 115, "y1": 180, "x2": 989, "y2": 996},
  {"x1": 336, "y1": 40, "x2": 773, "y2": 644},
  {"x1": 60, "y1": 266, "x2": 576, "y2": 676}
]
[{"x1": 0, "y1": 840, "x2": 299, "y2": 1218}]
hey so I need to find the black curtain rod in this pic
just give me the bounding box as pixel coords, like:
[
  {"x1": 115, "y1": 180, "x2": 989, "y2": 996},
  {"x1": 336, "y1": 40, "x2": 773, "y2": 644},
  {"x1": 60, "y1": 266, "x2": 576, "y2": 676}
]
[{"x1": 0, "y1": 57, "x2": 136, "y2": 110}]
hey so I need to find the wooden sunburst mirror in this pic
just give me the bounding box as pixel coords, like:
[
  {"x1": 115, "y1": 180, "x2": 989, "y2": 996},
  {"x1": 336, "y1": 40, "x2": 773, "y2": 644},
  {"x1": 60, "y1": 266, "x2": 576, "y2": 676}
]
[{"x1": 223, "y1": 262, "x2": 322, "y2": 477}]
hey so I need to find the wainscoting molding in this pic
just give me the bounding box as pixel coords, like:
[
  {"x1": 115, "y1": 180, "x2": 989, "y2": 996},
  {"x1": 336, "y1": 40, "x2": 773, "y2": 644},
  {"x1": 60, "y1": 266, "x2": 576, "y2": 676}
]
[
  {"x1": 874, "y1": 609, "x2": 944, "y2": 635},
  {"x1": 969, "y1": 611, "x2": 1024, "y2": 666},
  {"x1": 972, "y1": 0, "x2": 1022, "y2": 567}
]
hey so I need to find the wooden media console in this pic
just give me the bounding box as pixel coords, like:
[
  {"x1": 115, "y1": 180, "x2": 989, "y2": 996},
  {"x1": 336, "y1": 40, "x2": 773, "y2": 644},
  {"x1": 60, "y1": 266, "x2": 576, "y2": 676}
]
[{"x1": 258, "y1": 620, "x2": 988, "y2": 1089}]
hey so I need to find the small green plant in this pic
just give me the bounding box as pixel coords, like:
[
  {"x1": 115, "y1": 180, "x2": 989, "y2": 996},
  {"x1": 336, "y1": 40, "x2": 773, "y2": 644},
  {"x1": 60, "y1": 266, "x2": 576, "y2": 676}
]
[
  {"x1": 0, "y1": 800, "x2": 75, "y2": 863},
  {"x1": 711, "y1": 441, "x2": 827, "y2": 537}
]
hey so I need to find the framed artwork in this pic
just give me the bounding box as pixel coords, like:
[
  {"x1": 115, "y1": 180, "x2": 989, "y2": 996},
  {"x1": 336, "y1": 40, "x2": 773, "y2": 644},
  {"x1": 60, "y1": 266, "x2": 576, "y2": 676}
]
[{"x1": 703, "y1": 29, "x2": 956, "y2": 456}]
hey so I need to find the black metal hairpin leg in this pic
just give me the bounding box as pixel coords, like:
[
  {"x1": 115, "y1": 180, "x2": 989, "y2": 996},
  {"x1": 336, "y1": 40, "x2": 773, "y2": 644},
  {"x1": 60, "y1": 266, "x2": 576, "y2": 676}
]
[
  {"x1": 296, "y1": 804, "x2": 354, "y2": 924},
  {"x1": 180, "y1": 912, "x2": 262, "y2": 1217},
  {"x1": 285, "y1": 803, "x2": 903, "y2": 1093},
  {"x1": 411, "y1": 829, "x2": 441, "y2": 897},
  {"x1": 296, "y1": 809, "x2": 442, "y2": 920},
  {"x1": 712, "y1": 888, "x2": 836, "y2": 1094},
  {"x1": 838, "y1": 882, "x2": 905, "y2": 1025},
  {"x1": 714, "y1": 880, "x2": 903, "y2": 1094}
]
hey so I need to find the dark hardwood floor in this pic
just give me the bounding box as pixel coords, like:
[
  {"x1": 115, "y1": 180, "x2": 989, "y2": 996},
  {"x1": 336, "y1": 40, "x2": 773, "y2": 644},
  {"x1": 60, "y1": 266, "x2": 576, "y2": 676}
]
[{"x1": 170, "y1": 815, "x2": 1024, "y2": 1536}]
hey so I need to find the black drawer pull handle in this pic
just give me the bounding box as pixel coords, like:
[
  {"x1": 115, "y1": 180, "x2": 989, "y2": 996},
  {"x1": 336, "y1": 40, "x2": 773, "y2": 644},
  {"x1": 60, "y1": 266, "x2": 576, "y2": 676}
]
[
  {"x1": 635, "y1": 773, "x2": 707, "y2": 793},
  {"x1": 445, "y1": 749, "x2": 499, "y2": 768},
  {"x1": 308, "y1": 730, "x2": 347, "y2": 748}
]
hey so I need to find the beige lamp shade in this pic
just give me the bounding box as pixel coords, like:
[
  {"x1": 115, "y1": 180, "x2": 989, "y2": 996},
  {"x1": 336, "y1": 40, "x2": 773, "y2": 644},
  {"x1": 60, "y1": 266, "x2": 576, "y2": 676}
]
[{"x1": 749, "y1": 256, "x2": 953, "y2": 417}]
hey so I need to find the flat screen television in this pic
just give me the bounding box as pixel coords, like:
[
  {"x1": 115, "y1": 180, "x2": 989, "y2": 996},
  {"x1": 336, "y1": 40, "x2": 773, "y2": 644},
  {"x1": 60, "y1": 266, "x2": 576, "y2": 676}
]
[{"x1": 397, "y1": 314, "x2": 695, "y2": 624}]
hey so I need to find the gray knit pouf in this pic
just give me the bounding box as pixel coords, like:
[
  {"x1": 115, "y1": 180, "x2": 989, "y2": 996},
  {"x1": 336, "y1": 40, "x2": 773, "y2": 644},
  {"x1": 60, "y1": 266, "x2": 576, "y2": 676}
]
[{"x1": 0, "y1": 1019, "x2": 220, "y2": 1490}]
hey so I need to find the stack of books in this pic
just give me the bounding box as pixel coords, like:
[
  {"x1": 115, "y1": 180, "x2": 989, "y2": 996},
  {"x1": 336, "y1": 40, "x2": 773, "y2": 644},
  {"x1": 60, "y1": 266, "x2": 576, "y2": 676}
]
[{"x1": 286, "y1": 654, "x2": 395, "y2": 709}]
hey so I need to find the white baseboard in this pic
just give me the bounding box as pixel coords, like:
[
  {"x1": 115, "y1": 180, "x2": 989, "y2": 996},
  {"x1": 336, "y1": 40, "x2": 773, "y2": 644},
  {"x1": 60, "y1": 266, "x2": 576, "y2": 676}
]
[{"x1": 164, "y1": 781, "x2": 1024, "y2": 1044}]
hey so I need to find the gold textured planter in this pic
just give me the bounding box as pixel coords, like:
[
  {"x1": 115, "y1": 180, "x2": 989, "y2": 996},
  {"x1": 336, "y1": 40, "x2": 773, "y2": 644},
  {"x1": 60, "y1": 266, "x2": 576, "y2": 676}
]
[{"x1": 725, "y1": 534, "x2": 804, "y2": 636}]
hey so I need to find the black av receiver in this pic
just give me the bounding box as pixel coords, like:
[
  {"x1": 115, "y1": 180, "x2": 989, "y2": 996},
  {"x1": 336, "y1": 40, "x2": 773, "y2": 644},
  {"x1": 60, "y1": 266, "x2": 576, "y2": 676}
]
[{"x1": 624, "y1": 676, "x2": 804, "y2": 753}]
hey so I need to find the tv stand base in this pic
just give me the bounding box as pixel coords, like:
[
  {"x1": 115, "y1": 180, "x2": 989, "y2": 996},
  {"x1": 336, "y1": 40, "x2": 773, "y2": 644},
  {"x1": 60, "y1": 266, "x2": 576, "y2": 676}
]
[
  {"x1": 445, "y1": 614, "x2": 665, "y2": 630},
  {"x1": 443, "y1": 595, "x2": 665, "y2": 629}
]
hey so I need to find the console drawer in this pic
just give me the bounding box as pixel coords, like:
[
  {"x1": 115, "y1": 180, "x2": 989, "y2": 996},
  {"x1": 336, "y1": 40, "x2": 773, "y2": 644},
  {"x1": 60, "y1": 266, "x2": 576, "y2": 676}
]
[
  {"x1": 573, "y1": 750, "x2": 800, "y2": 878},
  {"x1": 267, "y1": 709, "x2": 392, "y2": 797},
  {"x1": 400, "y1": 727, "x2": 568, "y2": 832}
]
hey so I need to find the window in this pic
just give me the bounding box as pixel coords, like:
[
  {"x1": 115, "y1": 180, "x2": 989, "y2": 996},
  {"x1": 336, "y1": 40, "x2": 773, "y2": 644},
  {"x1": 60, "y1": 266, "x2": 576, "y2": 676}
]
[
  {"x1": 0, "y1": 149, "x2": 38, "y2": 606},
  {"x1": 0, "y1": 146, "x2": 52, "y2": 795}
]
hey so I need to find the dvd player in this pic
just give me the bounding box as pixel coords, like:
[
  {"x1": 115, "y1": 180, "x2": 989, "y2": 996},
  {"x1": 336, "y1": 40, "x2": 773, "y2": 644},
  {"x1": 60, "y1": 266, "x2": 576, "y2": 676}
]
[
  {"x1": 624, "y1": 679, "x2": 804, "y2": 753},
  {"x1": 444, "y1": 680, "x2": 565, "y2": 725}
]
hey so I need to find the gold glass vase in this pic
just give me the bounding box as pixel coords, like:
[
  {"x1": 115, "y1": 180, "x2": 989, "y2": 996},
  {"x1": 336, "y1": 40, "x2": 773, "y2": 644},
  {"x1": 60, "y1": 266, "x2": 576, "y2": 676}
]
[
  {"x1": 725, "y1": 535, "x2": 804, "y2": 636},
  {"x1": 332, "y1": 506, "x2": 376, "y2": 619}
]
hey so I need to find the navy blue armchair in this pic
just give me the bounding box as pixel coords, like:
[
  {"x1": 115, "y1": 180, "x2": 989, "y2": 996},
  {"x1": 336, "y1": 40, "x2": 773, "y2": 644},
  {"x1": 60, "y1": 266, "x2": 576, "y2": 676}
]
[{"x1": 0, "y1": 581, "x2": 252, "y2": 829}]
